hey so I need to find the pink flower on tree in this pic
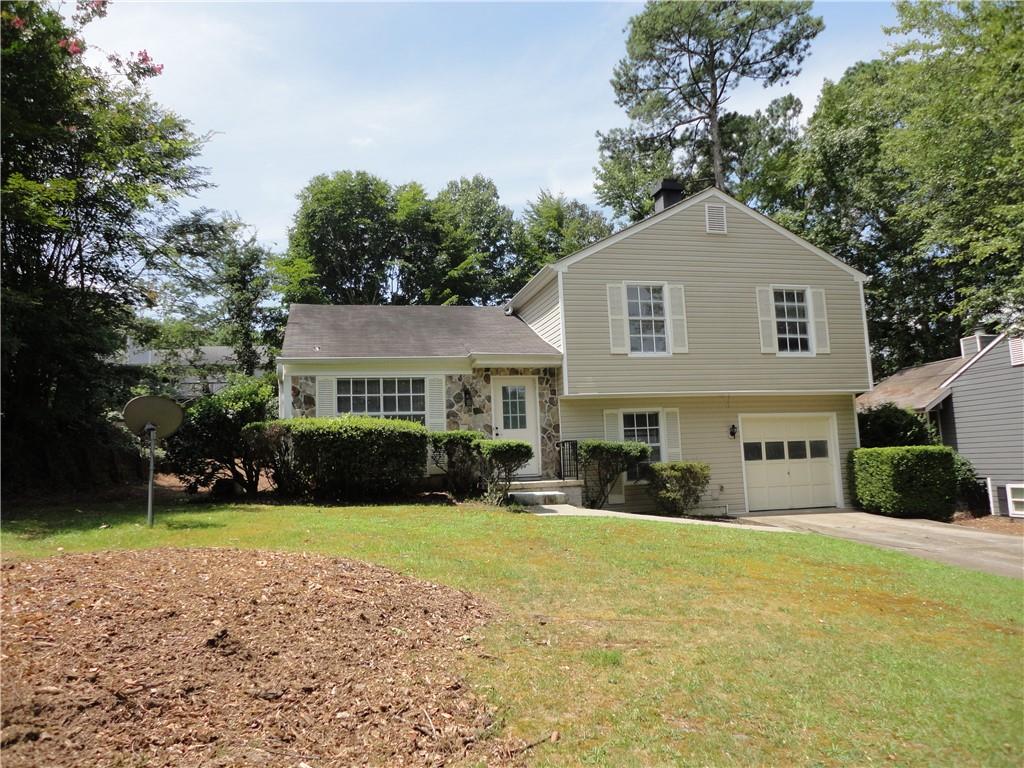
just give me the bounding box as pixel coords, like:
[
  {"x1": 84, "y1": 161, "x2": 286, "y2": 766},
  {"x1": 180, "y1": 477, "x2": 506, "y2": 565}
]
[{"x1": 11, "y1": 16, "x2": 26, "y2": 29}]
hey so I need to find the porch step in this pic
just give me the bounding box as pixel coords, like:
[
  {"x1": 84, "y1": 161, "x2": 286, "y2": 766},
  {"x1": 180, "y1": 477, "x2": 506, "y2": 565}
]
[{"x1": 508, "y1": 490, "x2": 567, "y2": 506}]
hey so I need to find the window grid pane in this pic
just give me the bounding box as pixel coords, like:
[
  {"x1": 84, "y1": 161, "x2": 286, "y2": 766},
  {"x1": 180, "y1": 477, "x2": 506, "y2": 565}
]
[
  {"x1": 337, "y1": 377, "x2": 427, "y2": 420},
  {"x1": 627, "y1": 285, "x2": 668, "y2": 353},
  {"x1": 502, "y1": 385, "x2": 527, "y2": 430},
  {"x1": 773, "y1": 289, "x2": 810, "y2": 353},
  {"x1": 624, "y1": 411, "x2": 661, "y2": 480}
]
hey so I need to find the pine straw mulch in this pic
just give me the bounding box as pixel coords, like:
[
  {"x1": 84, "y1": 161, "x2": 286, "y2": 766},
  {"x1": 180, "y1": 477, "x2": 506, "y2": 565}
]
[{"x1": 1, "y1": 549, "x2": 526, "y2": 767}]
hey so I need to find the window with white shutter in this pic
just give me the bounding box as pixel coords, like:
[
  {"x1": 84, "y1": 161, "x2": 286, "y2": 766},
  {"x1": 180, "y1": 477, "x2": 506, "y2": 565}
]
[
  {"x1": 667, "y1": 285, "x2": 688, "y2": 353},
  {"x1": 607, "y1": 284, "x2": 627, "y2": 354}
]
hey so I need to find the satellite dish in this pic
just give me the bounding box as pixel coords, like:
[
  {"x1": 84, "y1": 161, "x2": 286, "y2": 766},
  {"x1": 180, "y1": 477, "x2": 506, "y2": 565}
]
[
  {"x1": 123, "y1": 395, "x2": 183, "y2": 439},
  {"x1": 122, "y1": 395, "x2": 185, "y2": 527}
]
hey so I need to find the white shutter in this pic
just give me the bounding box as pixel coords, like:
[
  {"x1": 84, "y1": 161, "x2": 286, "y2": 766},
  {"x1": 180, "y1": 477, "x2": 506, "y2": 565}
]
[
  {"x1": 426, "y1": 375, "x2": 447, "y2": 432},
  {"x1": 315, "y1": 376, "x2": 336, "y2": 417},
  {"x1": 603, "y1": 409, "x2": 624, "y2": 505},
  {"x1": 607, "y1": 284, "x2": 628, "y2": 354},
  {"x1": 1009, "y1": 337, "x2": 1024, "y2": 367},
  {"x1": 810, "y1": 288, "x2": 830, "y2": 354},
  {"x1": 756, "y1": 287, "x2": 777, "y2": 353},
  {"x1": 667, "y1": 285, "x2": 688, "y2": 353},
  {"x1": 705, "y1": 204, "x2": 727, "y2": 234},
  {"x1": 662, "y1": 408, "x2": 681, "y2": 461}
]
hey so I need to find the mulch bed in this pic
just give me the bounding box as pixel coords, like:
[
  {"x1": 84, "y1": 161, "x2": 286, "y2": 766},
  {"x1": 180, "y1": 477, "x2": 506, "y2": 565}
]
[
  {"x1": 952, "y1": 514, "x2": 1024, "y2": 537},
  {"x1": 1, "y1": 549, "x2": 522, "y2": 767}
]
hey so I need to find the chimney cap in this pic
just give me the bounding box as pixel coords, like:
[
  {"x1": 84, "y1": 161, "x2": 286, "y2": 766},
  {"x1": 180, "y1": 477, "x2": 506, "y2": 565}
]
[{"x1": 650, "y1": 178, "x2": 685, "y2": 195}]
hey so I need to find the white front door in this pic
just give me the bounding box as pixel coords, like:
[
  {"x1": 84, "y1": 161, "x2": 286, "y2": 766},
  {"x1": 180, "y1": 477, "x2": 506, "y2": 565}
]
[
  {"x1": 491, "y1": 376, "x2": 541, "y2": 477},
  {"x1": 741, "y1": 414, "x2": 838, "y2": 512}
]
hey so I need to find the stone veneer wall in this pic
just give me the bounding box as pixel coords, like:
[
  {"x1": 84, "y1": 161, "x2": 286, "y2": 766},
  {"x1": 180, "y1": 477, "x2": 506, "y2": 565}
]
[
  {"x1": 290, "y1": 375, "x2": 316, "y2": 417},
  {"x1": 446, "y1": 367, "x2": 561, "y2": 478}
]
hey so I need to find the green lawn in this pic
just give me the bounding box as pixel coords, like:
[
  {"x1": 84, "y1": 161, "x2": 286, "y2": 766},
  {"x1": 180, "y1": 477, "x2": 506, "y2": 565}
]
[{"x1": 3, "y1": 497, "x2": 1022, "y2": 767}]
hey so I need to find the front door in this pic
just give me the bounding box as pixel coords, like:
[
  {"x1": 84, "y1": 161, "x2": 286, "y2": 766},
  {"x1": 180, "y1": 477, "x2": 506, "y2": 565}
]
[{"x1": 491, "y1": 376, "x2": 541, "y2": 477}]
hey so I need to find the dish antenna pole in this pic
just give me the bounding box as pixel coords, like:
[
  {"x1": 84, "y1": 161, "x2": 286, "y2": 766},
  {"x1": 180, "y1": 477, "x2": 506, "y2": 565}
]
[{"x1": 122, "y1": 396, "x2": 185, "y2": 527}]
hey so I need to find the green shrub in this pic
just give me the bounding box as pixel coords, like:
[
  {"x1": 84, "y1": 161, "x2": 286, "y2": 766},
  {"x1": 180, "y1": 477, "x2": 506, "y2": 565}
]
[
  {"x1": 477, "y1": 439, "x2": 533, "y2": 503},
  {"x1": 251, "y1": 416, "x2": 427, "y2": 500},
  {"x1": 857, "y1": 403, "x2": 937, "y2": 448},
  {"x1": 952, "y1": 452, "x2": 988, "y2": 515},
  {"x1": 851, "y1": 446, "x2": 955, "y2": 521},
  {"x1": 429, "y1": 430, "x2": 484, "y2": 498},
  {"x1": 645, "y1": 461, "x2": 711, "y2": 516},
  {"x1": 164, "y1": 376, "x2": 275, "y2": 496},
  {"x1": 578, "y1": 440, "x2": 651, "y2": 509}
]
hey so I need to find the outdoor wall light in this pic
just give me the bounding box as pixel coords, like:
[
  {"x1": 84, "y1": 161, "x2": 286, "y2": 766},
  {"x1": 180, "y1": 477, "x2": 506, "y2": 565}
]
[{"x1": 729, "y1": 424, "x2": 738, "y2": 439}]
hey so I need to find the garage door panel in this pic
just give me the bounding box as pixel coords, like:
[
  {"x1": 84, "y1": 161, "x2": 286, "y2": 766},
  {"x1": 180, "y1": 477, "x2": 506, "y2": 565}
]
[{"x1": 742, "y1": 414, "x2": 837, "y2": 512}]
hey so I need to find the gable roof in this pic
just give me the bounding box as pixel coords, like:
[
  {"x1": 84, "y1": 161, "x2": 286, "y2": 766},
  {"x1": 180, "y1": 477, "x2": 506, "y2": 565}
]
[
  {"x1": 856, "y1": 356, "x2": 963, "y2": 412},
  {"x1": 940, "y1": 333, "x2": 1010, "y2": 388},
  {"x1": 507, "y1": 186, "x2": 868, "y2": 310},
  {"x1": 280, "y1": 304, "x2": 561, "y2": 360}
]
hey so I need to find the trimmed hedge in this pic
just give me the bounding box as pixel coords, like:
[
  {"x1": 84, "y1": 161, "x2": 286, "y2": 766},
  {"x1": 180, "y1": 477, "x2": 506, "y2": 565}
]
[
  {"x1": 851, "y1": 445, "x2": 955, "y2": 521},
  {"x1": 477, "y1": 439, "x2": 533, "y2": 503},
  {"x1": 578, "y1": 439, "x2": 651, "y2": 509},
  {"x1": 246, "y1": 416, "x2": 427, "y2": 500},
  {"x1": 645, "y1": 461, "x2": 711, "y2": 516}
]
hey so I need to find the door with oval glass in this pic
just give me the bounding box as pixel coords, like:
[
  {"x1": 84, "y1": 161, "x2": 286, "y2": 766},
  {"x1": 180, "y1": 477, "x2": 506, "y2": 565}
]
[{"x1": 491, "y1": 375, "x2": 541, "y2": 477}]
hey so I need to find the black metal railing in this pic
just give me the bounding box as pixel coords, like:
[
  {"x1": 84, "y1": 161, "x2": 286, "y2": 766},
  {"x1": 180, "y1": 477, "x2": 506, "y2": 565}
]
[{"x1": 557, "y1": 439, "x2": 579, "y2": 480}]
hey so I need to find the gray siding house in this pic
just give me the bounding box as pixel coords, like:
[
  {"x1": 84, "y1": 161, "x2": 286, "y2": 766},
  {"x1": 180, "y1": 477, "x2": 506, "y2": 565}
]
[{"x1": 860, "y1": 333, "x2": 1024, "y2": 516}]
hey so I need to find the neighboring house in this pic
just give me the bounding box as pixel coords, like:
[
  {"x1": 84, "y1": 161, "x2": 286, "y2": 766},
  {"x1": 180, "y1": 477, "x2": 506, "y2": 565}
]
[
  {"x1": 860, "y1": 332, "x2": 1024, "y2": 517},
  {"x1": 122, "y1": 343, "x2": 269, "y2": 398},
  {"x1": 278, "y1": 184, "x2": 874, "y2": 515}
]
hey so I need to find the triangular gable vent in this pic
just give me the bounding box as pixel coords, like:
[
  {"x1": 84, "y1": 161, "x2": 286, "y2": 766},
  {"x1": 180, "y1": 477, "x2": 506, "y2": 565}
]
[
  {"x1": 705, "y1": 203, "x2": 727, "y2": 234},
  {"x1": 1010, "y1": 337, "x2": 1023, "y2": 367}
]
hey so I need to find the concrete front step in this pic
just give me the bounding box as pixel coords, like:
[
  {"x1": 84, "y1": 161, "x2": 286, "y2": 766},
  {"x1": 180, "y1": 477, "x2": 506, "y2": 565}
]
[{"x1": 508, "y1": 490, "x2": 567, "y2": 506}]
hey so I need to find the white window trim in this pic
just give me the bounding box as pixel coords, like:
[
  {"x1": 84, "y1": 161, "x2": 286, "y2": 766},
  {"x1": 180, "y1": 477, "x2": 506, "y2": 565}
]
[
  {"x1": 624, "y1": 281, "x2": 672, "y2": 358},
  {"x1": 620, "y1": 408, "x2": 665, "y2": 485},
  {"x1": 1007, "y1": 483, "x2": 1024, "y2": 519},
  {"x1": 335, "y1": 375, "x2": 428, "y2": 422},
  {"x1": 770, "y1": 283, "x2": 816, "y2": 358}
]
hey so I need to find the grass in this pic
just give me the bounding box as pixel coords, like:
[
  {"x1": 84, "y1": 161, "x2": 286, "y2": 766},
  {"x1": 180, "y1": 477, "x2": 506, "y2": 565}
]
[{"x1": 3, "y1": 495, "x2": 1022, "y2": 767}]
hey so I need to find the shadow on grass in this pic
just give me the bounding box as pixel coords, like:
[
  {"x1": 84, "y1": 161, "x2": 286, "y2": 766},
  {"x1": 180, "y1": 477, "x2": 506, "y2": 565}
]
[{"x1": 1, "y1": 499, "x2": 215, "y2": 539}]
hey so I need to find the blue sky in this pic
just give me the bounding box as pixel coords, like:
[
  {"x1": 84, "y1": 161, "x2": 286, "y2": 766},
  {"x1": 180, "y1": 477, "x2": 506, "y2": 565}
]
[{"x1": 82, "y1": 1, "x2": 899, "y2": 247}]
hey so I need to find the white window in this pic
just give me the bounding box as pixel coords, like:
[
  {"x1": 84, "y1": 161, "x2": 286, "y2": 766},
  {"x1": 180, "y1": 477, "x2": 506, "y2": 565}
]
[
  {"x1": 626, "y1": 284, "x2": 668, "y2": 354},
  {"x1": 774, "y1": 288, "x2": 811, "y2": 354},
  {"x1": 337, "y1": 377, "x2": 426, "y2": 423},
  {"x1": 1007, "y1": 484, "x2": 1024, "y2": 518},
  {"x1": 623, "y1": 411, "x2": 661, "y2": 480}
]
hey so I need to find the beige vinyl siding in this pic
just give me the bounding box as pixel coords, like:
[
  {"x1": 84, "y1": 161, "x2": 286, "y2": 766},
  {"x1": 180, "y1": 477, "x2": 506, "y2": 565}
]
[
  {"x1": 515, "y1": 276, "x2": 562, "y2": 352},
  {"x1": 560, "y1": 393, "x2": 857, "y2": 514},
  {"x1": 561, "y1": 194, "x2": 870, "y2": 394}
]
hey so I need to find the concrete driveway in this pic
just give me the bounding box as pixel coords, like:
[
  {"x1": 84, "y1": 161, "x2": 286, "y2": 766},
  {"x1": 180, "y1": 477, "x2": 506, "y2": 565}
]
[{"x1": 743, "y1": 510, "x2": 1024, "y2": 579}]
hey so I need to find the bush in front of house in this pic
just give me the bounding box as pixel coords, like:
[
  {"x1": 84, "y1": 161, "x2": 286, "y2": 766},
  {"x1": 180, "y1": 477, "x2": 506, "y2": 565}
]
[
  {"x1": 578, "y1": 440, "x2": 651, "y2": 509},
  {"x1": 645, "y1": 461, "x2": 712, "y2": 516},
  {"x1": 429, "y1": 430, "x2": 485, "y2": 498},
  {"x1": 477, "y1": 439, "x2": 533, "y2": 503},
  {"x1": 250, "y1": 416, "x2": 428, "y2": 500},
  {"x1": 851, "y1": 445, "x2": 955, "y2": 521},
  {"x1": 857, "y1": 403, "x2": 937, "y2": 448},
  {"x1": 952, "y1": 451, "x2": 988, "y2": 515},
  {"x1": 165, "y1": 376, "x2": 276, "y2": 496}
]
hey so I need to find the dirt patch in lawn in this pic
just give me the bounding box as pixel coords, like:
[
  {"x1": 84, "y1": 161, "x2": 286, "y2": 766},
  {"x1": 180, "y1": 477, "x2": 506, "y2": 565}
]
[
  {"x1": 1, "y1": 549, "x2": 520, "y2": 767},
  {"x1": 952, "y1": 515, "x2": 1024, "y2": 537}
]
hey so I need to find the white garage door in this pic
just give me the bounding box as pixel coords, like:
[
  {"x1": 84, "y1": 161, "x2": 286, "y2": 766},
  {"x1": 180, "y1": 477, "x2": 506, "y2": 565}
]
[{"x1": 741, "y1": 415, "x2": 837, "y2": 512}]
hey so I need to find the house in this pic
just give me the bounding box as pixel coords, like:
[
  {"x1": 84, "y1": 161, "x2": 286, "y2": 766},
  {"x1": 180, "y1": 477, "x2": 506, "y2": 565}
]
[
  {"x1": 859, "y1": 332, "x2": 1024, "y2": 517},
  {"x1": 122, "y1": 343, "x2": 269, "y2": 398},
  {"x1": 277, "y1": 184, "x2": 874, "y2": 515}
]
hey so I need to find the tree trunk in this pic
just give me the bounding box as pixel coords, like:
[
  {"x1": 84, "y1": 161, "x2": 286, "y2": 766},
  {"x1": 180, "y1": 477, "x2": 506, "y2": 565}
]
[{"x1": 707, "y1": 69, "x2": 725, "y2": 189}]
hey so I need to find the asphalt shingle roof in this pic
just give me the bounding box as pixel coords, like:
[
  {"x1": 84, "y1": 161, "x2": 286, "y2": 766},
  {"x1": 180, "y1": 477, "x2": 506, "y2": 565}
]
[
  {"x1": 856, "y1": 356, "x2": 963, "y2": 412},
  {"x1": 281, "y1": 304, "x2": 561, "y2": 359}
]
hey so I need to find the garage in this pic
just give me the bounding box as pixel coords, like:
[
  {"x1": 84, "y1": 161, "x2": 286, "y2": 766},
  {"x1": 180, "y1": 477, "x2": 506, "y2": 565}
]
[{"x1": 740, "y1": 414, "x2": 839, "y2": 512}]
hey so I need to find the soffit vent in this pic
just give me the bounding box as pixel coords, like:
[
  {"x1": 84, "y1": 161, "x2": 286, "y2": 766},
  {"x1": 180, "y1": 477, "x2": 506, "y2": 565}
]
[{"x1": 705, "y1": 203, "x2": 727, "y2": 234}]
